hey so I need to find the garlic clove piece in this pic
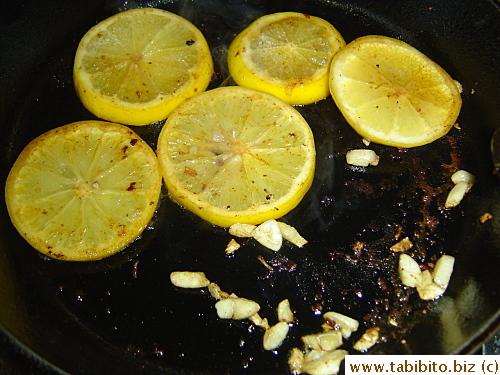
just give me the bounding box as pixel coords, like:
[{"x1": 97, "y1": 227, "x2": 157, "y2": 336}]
[
  {"x1": 417, "y1": 270, "x2": 445, "y2": 300},
  {"x1": 277, "y1": 222, "x2": 308, "y2": 247},
  {"x1": 277, "y1": 299, "x2": 294, "y2": 323},
  {"x1": 451, "y1": 170, "x2": 475, "y2": 185},
  {"x1": 353, "y1": 327, "x2": 380, "y2": 352},
  {"x1": 207, "y1": 282, "x2": 230, "y2": 300},
  {"x1": 288, "y1": 348, "x2": 305, "y2": 374},
  {"x1": 225, "y1": 238, "x2": 240, "y2": 254},
  {"x1": 301, "y1": 349, "x2": 348, "y2": 375},
  {"x1": 231, "y1": 297, "x2": 260, "y2": 319},
  {"x1": 263, "y1": 321, "x2": 290, "y2": 350},
  {"x1": 322, "y1": 311, "x2": 359, "y2": 338},
  {"x1": 317, "y1": 331, "x2": 343, "y2": 351},
  {"x1": 445, "y1": 181, "x2": 472, "y2": 208},
  {"x1": 398, "y1": 253, "x2": 422, "y2": 287},
  {"x1": 229, "y1": 223, "x2": 256, "y2": 237},
  {"x1": 252, "y1": 219, "x2": 283, "y2": 251},
  {"x1": 249, "y1": 313, "x2": 270, "y2": 330},
  {"x1": 390, "y1": 237, "x2": 413, "y2": 252},
  {"x1": 302, "y1": 334, "x2": 322, "y2": 351},
  {"x1": 432, "y1": 254, "x2": 455, "y2": 289},
  {"x1": 346, "y1": 149, "x2": 380, "y2": 167},
  {"x1": 170, "y1": 271, "x2": 210, "y2": 288},
  {"x1": 215, "y1": 298, "x2": 235, "y2": 319},
  {"x1": 215, "y1": 297, "x2": 260, "y2": 320}
]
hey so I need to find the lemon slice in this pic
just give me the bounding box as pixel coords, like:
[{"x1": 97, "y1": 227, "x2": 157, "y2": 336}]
[
  {"x1": 228, "y1": 12, "x2": 345, "y2": 105},
  {"x1": 74, "y1": 8, "x2": 214, "y2": 126},
  {"x1": 5, "y1": 121, "x2": 162, "y2": 261},
  {"x1": 156, "y1": 86, "x2": 316, "y2": 227},
  {"x1": 329, "y1": 35, "x2": 462, "y2": 148}
]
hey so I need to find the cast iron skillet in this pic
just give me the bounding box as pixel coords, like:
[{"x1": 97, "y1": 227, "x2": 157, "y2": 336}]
[{"x1": 0, "y1": 0, "x2": 499, "y2": 373}]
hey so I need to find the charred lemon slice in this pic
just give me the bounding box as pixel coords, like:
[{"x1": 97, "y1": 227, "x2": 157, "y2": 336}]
[
  {"x1": 74, "y1": 8, "x2": 213, "y2": 125},
  {"x1": 329, "y1": 35, "x2": 462, "y2": 148},
  {"x1": 5, "y1": 121, "x2": 162, "y2": 261},
  {"x1": 228, "y1": 12, "x2": 345, "y2": 105},
  {"x1": 157, "y1": 86, "x2": 316, "y2": 227}
]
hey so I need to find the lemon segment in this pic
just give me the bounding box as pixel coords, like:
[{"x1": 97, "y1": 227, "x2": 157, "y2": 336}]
[
  {"x1": 5, "y1": 121, "x2": 162, "y2": 261},
  {"x1": 329, "y1": 35, "x2": 462, "y2": 148},
  {"x1": 156, "y1": 86, "x2": 316, "y2": 227},
  {"x1": 74, "y1": 8, "x2": 214, "y2": 126},
  {"x1": 228, "y1": 12, "x2": 345, "y2": 105}
]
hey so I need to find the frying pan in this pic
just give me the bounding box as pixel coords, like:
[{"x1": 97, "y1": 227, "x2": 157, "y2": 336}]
[{"x1": 0, "y1": 0, "x2": 499, "y2": 373}]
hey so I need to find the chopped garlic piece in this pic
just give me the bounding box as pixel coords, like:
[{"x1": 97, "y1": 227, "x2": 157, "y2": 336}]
[
  {"x1": 252, "y1": 219, "x2": 282, "y2": 251},
  {"x1": 302, "y1": 331, "x2": 342, "y2": 352},
  {"x1": 278, "y1": 222, "x2": 308, "y2": 247},
  {"x1": 353, "y1": 327, "x2": 380, "y2": 352},
  {"x1": 301, "y1": 349, "x2": 348, "y2": 375},
  {"x1": 432, "y1": 255, "x2": 455, "y2": 289},
  {"x1": 229, "y1": 223, "x2": 256, "y2": 237},
  {"x1": 277, "y1": 299, "x2": 294, "y2": 323},
  {"x1": 322, "y1": 311, "x2": 359, "y2": 338},
  {"x1": 398, "y1": 254, "x2": 422, "y2": 288},
  {"x1": 263, "y1": 321, "x2": 290, "y2": 350},
  {"x1": 445, "y1": 170, "x2": 475, "y2": 208},
  {"x1": 302, "y1": 334, "x2": 321, "y2": 351},
  {"x1": 249, "y1": 313, "x2": 270, "y2": 330},
  {"x1": 480, "y1": 212, "x2": 493, "y2": 223},
  {"x1": 229, "y1": 221, "x2": 306, "y2": 250},
  {"x1": 215, "y1": 298, "x2": 235, "y2": 319},
  {"x1": 288, "y1": 348, "x2": 305, "y2": 373},
  {"x1": 231, "y1": 297, "x2": 260, "y2": 319},
  {"x1": 398, "y1": 254, "x2": 454, "y2": 300},
  {"x1": 257, "y1": 255, "x2": 274, "y2": 271},
  {"x1": 362, "y1": 138, "x2": 371, "y2": 146},
  {"x1": 317, "y1": 331, "x2": 343, "y2": 351},
  {"x1": 225, "y1": 238, "x2": 240, "y2": 254},
  {"x1": 215, "y1": 297, "x2": 260, "y2": 320},
  {"x1": 417, "y1": 270, "x2": 445, "y2": 300},
  {"x1": 207, "y1": 282, "x2": 230, "y2": 300},
  {"x1": 170, "y1": 271, "x2": 210, "y2": 288},
  {"x1": 346, "y1": 149, "x2": 380, "y2": 167},
  {"x1": 390, "y1": 237, "x2": 413, "y2": 252},
  {"x1": 445, "y1": 181, "x2": 472, "y2": 208},
  {"x1": 451, "y1": 170, "x2": 475, "y2": 184},
  {"x1": 304, "y1": 349, "x2": 323, "y2": 362}
]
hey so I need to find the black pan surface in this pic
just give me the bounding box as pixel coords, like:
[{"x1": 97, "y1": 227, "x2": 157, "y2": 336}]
[{"x1": 0, "y1": 0, "x2": 499, "y2": 374}]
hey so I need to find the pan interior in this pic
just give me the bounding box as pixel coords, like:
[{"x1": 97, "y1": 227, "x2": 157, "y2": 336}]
[{"x1": 0, "y1": 0, "x2": 499, "y2": 373}]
